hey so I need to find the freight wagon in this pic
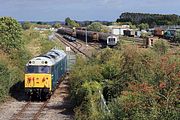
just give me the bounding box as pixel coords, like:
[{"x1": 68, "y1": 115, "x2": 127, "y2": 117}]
[{"x1": 57, "y1": 28, "x2": 118, "y2": 47}]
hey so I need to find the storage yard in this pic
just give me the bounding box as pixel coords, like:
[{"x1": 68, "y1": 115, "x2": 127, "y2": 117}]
[
  {"x1": 0, "y1": 5, "x2": 180, "y2": 120},
  {"x1": 57, "y1": 26, "x2": 180, "y2": 49},
  {"x1": 0, "y1": 22, "x2": 179, "y2": 120}
]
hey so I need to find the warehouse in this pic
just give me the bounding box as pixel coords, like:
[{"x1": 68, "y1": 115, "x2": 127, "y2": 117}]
[{"x1": 108, "y1": 25, "x2": 129, "y2": 35}]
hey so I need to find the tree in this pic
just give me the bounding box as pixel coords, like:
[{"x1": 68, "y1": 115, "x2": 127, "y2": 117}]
[
  {"x1": 65, "y1": 17, "x2": 80, "y2": 27},
  {"x1": 22, "y1": 21, "x2": 32, "y2": 30},
  {"x1": 117, "y1": 12, "x2": 180, "y2": 27},
  {"x1": 37, "y1": 21, "x2": 43, "y2": 25},
  {"x1": 65, "y1": 17, "x2": 71, "y2": 26},
  {"x1": 52, "y1": 22, "x2": 61, "y2": 28},
  {"x1": 0, "y1": 17, "x2": 23, "y2": 53},
  {"x1": 138, "y1": 23, "x2": 149, "y2": 30},
  {"x1": 130, "y1": 25, "x2": 137, "y2": 29},
  {"x1": 69, "y1": 20, "x2": 80, "y2": 27},
  {"x1": 87, "y1": 22, "x2": 109, "y2": 32}
]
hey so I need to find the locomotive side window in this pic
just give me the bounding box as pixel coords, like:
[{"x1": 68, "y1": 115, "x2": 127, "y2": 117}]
[{"x1": 27, "y1": 66, "x2": 50, "y2": 73}]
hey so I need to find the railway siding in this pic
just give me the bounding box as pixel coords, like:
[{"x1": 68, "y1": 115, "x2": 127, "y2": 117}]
[{"x1": 55, "y1": 33, "x2": 96, "y2": 59}]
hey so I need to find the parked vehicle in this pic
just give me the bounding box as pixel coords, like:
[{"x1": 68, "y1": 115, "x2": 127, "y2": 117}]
[
  {"x1": 57, "y1": 28, "x2": 118, "y2": 46},
  {"x1": 107, "y1": 35, "x2": 118, "y2": 46},
  {"x1": 63, "y1": 35, "x2": 76, "y2": 42}
]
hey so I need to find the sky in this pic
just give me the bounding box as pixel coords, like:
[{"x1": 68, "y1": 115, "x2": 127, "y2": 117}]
[{"x1": 0, "y1": 0, "x2": 180, "y2": 21}]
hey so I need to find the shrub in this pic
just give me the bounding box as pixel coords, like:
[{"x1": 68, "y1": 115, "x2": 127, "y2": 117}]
[
  {"x1": 10, "y1": 48, "x2": 31, "y2": 70},
  {"x1": 22, "y1": 21, "x2": 32, "y2": 30},
  {"x1": 70, "y1": 45, "x2": 179, "y2": 120},
  {"x1": 0, "y1": 17, "x2": 23, "y2": 53},
  {"x1": 152, "y1": 40, "x2": 169, "y2": 55},
  {"x1": 52, "y1": 23, "x2": 61, "y2": 28},
  {"x1": 174, "y1": 31, "x2": 180, "y2": 43},
  {"x1": 0, "y1": 61, "x2": 10, "y2": 101}
]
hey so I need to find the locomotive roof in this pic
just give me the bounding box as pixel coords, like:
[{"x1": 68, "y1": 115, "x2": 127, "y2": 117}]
[
  {"x1": 26, "y1": 49, "x2": 66, "y2": 66},
  {"x1": 107, "y1": 35, "x2": 118, "y2": 38}
]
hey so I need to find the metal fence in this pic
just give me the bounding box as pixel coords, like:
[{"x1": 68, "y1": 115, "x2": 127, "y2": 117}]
[{"x1": 66, "y1": 51, "x2": 76, "y2": 72}]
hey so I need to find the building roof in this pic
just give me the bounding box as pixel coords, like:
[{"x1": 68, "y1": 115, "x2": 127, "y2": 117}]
[{"x1": 108, "y1": 25, "x2": 130, "y2": 29}]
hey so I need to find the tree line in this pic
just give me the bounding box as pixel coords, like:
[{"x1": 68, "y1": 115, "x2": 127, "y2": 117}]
[{"x1": 117, "y1": 12, "x2": 180, "y2": 27}]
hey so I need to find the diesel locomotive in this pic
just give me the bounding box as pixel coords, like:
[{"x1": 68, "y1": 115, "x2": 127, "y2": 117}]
[{"x1": 25, "y1": 49, "x2": 67, "y2": 99}]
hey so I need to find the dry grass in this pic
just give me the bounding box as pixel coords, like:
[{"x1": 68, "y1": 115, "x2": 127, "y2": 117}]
[
  {"x1": 0, "y1": 50, "x2": 9, "y2": 62},
  {"x1": 25, "y1": 38, "x2": 41, "y2": 56}
]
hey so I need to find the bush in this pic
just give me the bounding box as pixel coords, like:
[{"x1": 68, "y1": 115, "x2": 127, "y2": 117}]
[
  {"x1": 0, "y1": 61, "x2": 10, "y2": 101},
  {"x1": 0, "y1": 17, "x2": 23, "y2": 53},
  {"x1": 152, "y1": 40, "x2": 170, "y2": 55},
  {"x1": 174, "y1": 31, "x2": 180, "y2": 43},
  {"x1": 52, "y1": 23, "x2": 61, "y2": 28},
  {"x1": 10, "y1": 48, "x2": 31, "y2": 70},
  {"x1": 0, "y1": 59, "x2": 27, "y2": 102},
  {"x1": 40, "y1": 36, "x2": 56, "y2": 53},
  {"x1": 138, "y1": 23, "x2": 149, "y2": 30},
  {"x1": 22, "y1": 21, "x2": 32, "y2": 30},
  {"x1": 70, "y1": 45, "x2": 179, "y2": 120}
]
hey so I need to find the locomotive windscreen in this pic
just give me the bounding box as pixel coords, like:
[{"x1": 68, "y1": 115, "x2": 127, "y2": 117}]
[
  {"x1": 109, "y1": 38, "x2": 115, "y2": 42},
  {"x1": 26, "y1": 66, "x2": 50, "y2": 73}
]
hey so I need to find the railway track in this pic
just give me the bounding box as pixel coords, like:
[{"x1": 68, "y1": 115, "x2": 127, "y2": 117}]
[
  {"x1": 74, "y1": 41, "x2": 83, "y2": 49},
  {"x1": 55, "y1": 33, "x2": 91, "y2": 59},
  {"x1": 10, "y1": 76, "x2": 71, "y2": 120},
  {"x1": 88, "y1": 42, "x2": 101, "y2": 49},
  {"x1": 74, "y1": 37, "x2": 101, "y2": 50},
  {"x1": 11, "y1": 101, "x2": 48, "y2": 120},
  {"x1": 9, "y1": 33, "x2": 91, "y2": 120}
]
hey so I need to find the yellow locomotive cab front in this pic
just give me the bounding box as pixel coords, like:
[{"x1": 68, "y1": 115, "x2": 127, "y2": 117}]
[{"x1": 25, "y1": 74, "x2": 52, "y2": 90}]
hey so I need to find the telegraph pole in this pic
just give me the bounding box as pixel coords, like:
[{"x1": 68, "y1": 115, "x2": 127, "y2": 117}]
[{"x1": 85, "y1": 28, "x2": 88, "y2": 46}]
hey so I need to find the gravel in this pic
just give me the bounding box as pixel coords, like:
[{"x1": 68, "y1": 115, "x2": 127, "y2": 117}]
[{"x1": 0, "y1": 78, "x2": 74, "y2": 120}]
